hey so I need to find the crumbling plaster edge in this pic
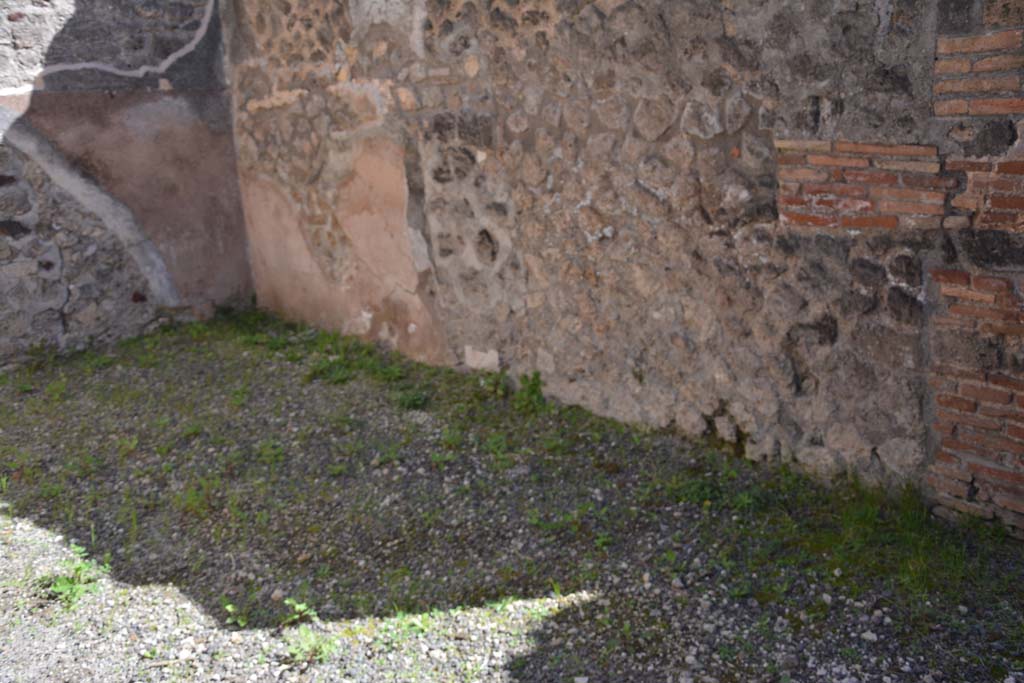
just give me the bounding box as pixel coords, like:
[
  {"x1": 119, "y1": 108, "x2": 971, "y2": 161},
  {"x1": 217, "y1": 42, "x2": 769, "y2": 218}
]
[{"x1": 0, "y1": 108, "x2": 180, "y2": 307}]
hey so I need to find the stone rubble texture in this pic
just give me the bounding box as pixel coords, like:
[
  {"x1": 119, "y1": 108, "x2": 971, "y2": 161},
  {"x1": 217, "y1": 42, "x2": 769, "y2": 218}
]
[
  {"x1": 4, "y1": 0, "x2": 1024, "y2": 530},
  {"x1": 0, "y1": 141, "x2": 157, "y2": 357},
  {"x1": 221, "y1": 0, "x2": 950, "y2": 490}
]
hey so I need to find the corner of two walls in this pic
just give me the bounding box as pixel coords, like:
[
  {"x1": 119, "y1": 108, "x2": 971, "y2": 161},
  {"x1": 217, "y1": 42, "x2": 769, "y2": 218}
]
[
  {"x1": 0, "y1": 0, "x2": 251, "y2": 362},
  {"x1": 34, "y1": 0, "x2": 1007, "y2": 532}
]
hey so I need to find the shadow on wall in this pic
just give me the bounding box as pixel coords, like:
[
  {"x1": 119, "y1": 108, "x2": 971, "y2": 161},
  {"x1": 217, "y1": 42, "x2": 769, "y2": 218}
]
[{"x1": 0, "y1": 0, "x2": 250, "y2": 359}]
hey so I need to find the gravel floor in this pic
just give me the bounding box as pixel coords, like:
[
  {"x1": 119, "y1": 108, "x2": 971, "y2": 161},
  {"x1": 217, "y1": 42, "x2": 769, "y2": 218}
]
[{"x1": 0, "y1": 315, "x2": 1022, "y2": 683}]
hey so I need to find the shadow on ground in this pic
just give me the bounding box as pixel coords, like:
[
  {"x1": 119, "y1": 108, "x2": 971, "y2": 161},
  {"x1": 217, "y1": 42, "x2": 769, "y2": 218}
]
[{"x1": 0, "y1": 315, "x2": 1022, "y2": 681}]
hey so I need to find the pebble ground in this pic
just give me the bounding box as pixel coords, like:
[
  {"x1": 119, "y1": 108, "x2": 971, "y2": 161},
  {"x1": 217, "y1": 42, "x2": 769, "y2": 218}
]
[{"x1": 0, "y1": 314, "x2": 1021, "y2": 682}]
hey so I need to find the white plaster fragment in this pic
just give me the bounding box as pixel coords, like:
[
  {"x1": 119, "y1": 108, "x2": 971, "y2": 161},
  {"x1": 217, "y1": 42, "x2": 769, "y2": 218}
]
[{"x1": 464, "y1": 346, "x2": 500, "y2": 372}]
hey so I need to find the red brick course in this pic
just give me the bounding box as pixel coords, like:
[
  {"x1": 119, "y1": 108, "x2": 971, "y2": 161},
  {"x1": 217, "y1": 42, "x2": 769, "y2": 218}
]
[
  {"x1": 927, "y1": 268, "x2": 1024, "y2": 532},
  {"x1": 947, "y1": 159, "x2": 1024, "y2": 231},
  {"x1": 933, "y1": 28, "x2": 1024, "y2": 118},
  {"x1": 774, "y1": 140, "x2": 951, "y2": 231}
]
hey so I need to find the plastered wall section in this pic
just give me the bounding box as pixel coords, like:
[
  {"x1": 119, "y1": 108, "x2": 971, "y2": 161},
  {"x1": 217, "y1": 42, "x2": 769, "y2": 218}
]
[{"x1": 0, "y1": 0, "x2": 250, "y2": 360}]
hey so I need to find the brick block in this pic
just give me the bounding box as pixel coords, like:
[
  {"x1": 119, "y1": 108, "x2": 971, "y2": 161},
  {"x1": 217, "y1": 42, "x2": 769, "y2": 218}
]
[
  {"x1": 940, "y1": 284, "x2": 998, "y2": 303},
  {"x1": 833, "y1": 141, "x2": 938, "y2": 157},
  {"x1": 973, "y1": 275, "x2": 1014, "y2": 293},
  {"x1": 806, "y1": 154, "x2": 871, "y2": 168},
  {"x1": 938, "y1": 393, "x2": 978, "y2": 412},
  {"x1": 778, "y1": 167, "x2": 830, "y2": 182},
  {"x1": 843, "y1": 169, "x2": 900, "y2": 185},
  {"x1": 814, "y1": 197, "x2": 874, "y2": 212},
  {"x1": 938, "y1": 408, "x2": 1003, "y2": 431},
  {"x1": 961, "y1": 382, "x2": 1014, "y2": 404},
  {"x1": 902, "y1": 173, "x2": 960, "y2": 190},
  {"x1": 935, "y1": 99, "x2": 970, "y2": 116},
  {"x1": 973, "y1": 53, "x2": 1024, "y2": 72},
  {"x1": 937, "y1": 30, "x2": 1023, "y2": 55},
  {"x1": 969, "y1": 173, "x2": 1024, "y2": 193},
  {"x1": 877, "y1": 200, "x2": 946, "y2": 215},
  {"x1": 942, "y1": 436, "x2": 988, "y2": 457},
  {"x1": 870, "y1": 186, "x2": 946, "y2": 203},
  {"x1": 995, "y1": 161, "x2": 1024, "y2": 174},
  {"x1": 777, "y1": 153, "x2": 806, "y2": 165},
  {"x1": 935, "y1": 58, "x2": 972, "y2": 75},
  {"x1": 969, "y1": 98, "x2": 1024, "y2": 114},
  {"x1": 897, "y1": 214, "x2": 944, "y2": 230},
  {"x1": 962, "y1": 430, "x2": 1024, "y2": 455},
  {"x1": 779, "y1": 211, "x2": 835, "y2": 227},
  {"x1": 989, "y1": 194, "x2": 1024, "y2": 210},
  {"x1": 934, "y1": 493, "x2": 996, "y2": 519},
  {"x1": 839, "y1": 214, "x2": 899, "y2": 229},
  {"x1": 779, "y1": 195, "x2": 809, "y2": 207},
  {"x1": 774, "y1": 139, "x2": 832, "y2": 152},
  {"x1": 952, "y1": 192, "x2": 984, "y2": 210},
  {"x1": 969, "y1": 461, "x2": 1024, "y2": 486},
  {"x1": 933, "y1": 74, "x2": 1020, "y2": 94},
  {"x1": 993, "y1": 492, "x2": 1024, "y2": 516},
  {"x1": 978, "y1": 211, "x2": 1020, "y2": 226},
  {"x1": 949, "y1": 303, "x2": 1019, "y2": 320},
  {"x1": 989, "y1": 373, "x2": 1024, "y2": 392},
  {"x1": 947, "y1": 159, "x2": 993, "y2": 172},
  {"x1": 874, "y1": 159, "x2": 942, "y2": 174},
  {"x1": 931, "y1": 269, "x2": 971, "y2": 286},
  {"x1": 925, "y1": 471, "x2": 971, "y2": 498},
  {"x1": 804, "y1": 183, "x2": 868, "y2": 198},
  {"x1": 979, "y1": 403, "x2": 1024, "y2": 422}
]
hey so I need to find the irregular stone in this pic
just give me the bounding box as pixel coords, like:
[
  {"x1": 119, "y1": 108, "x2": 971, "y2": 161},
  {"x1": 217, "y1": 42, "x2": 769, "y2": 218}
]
[
  {"x1": 633, "y1": 97, "x2": 676, "y2": 141},
  {"x1": 724, "y1": 91, "x2": 752, "y2": 134},
  {"x1": 681, "y1": 101, "x2": 723, "y2": 140}
]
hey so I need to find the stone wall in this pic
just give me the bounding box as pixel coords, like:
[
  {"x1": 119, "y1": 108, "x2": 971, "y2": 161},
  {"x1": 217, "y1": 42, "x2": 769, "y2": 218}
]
[
  {"x1": 218, "y1": 0, "x2": 1024, "y2": 534},
  {"x1": 0, "y1": 0, "x2": 250, "y2": 360}
]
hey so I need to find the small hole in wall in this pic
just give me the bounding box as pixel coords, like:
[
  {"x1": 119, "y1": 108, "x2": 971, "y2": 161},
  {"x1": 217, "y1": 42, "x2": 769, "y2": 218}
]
[
  {"x1": 131, "y1": 291, "x2": 148, "y2": 303},
  {"x1": 475, "y1": 229, "x2": 498, "y2": 264}
]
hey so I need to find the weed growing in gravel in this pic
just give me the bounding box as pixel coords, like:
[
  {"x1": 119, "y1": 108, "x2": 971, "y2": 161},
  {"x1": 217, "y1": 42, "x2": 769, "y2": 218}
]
[
  {"x1": 480, "y1": 370, "x2": 511, "y2": 399},
  {"x1": 284, "y1": 624, "x2": 337, "y2": 663},
  {"x1": 430, "y1": 451, "x2": 457, "y2": 470},
  {"x1": 43, "y1": 377, "x2": 67, "y2": 403},
  {"x1": 37, "y1": 544, "x2": 108, "y2": 608},
  {"x1": 512, "y1": 371, "x2": 546, "y2": 416},
  {"x1": 229, "y1": 384, "x2": 250, "y2": 408},
  {"x1": 281, "y1": 597, "x2": 318, "y2": 626},
  {"x1": 395, "y1": 388, "x2": 429, "y2": 410},
  {"x1": 221, "y1": 598, "x2": 249, "y2": 627},
  {"x1": 256, "y1": 440, "x2": 284, "y2": 466},
  {"x1": 175, "y1": 476, "x2": 221, "y2": 518},
  {"x1": 115, "y1": 436, "x2": 138, "y2": 459}
]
